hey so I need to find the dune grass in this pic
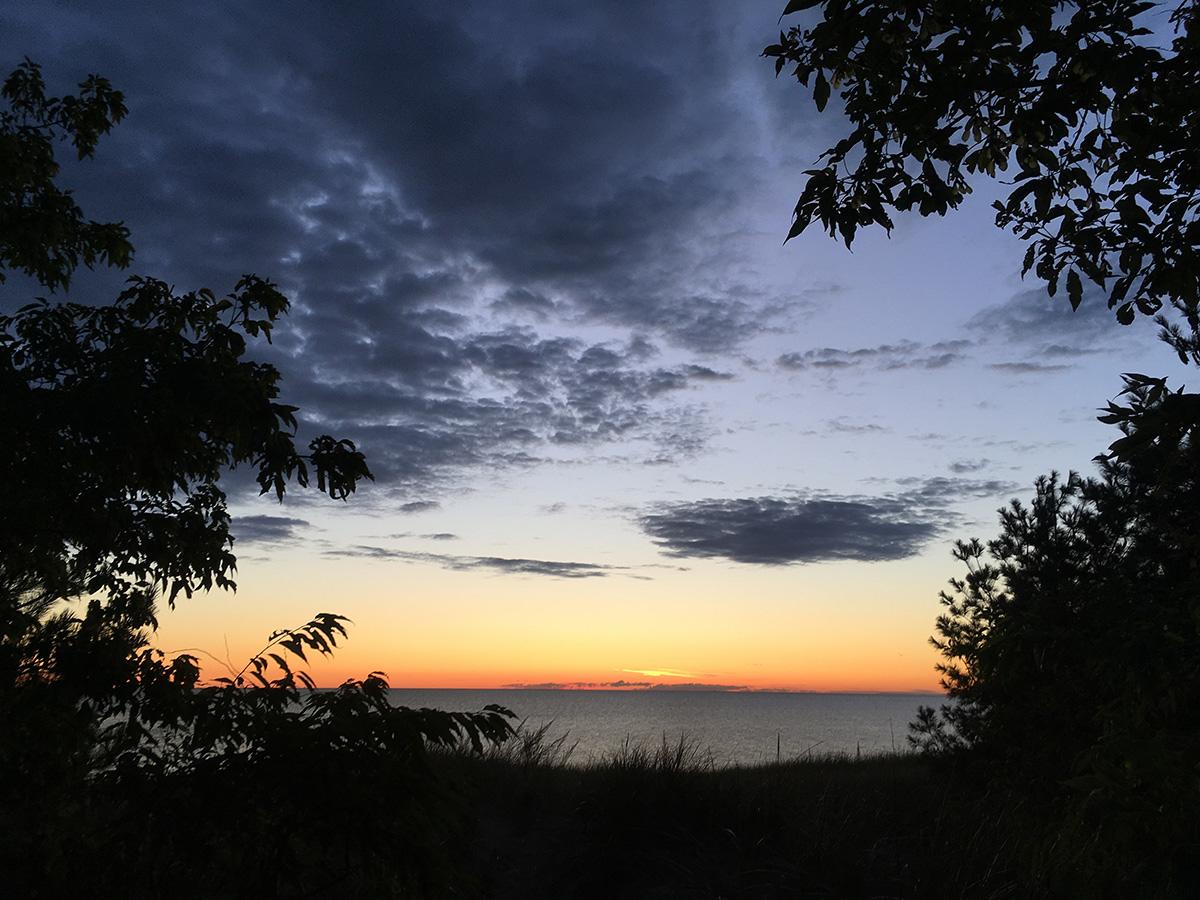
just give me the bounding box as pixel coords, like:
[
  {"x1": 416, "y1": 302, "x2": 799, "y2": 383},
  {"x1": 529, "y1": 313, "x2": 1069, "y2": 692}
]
[
  {"x1": 431, "y1": 724, "x2": 1187, "y2": 899},
  {"x1": 18, "y1": 722, "x2": 1186, "y2": 898}
]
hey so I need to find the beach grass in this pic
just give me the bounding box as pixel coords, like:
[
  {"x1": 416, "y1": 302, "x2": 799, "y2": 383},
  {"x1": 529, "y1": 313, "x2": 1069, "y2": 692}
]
[
  {"x1": 18, "y1": 725, "x2": 1186, "y2": 898},
  {"x1": 427, "y1": 727, "x2": 1177, "y2": 899}
]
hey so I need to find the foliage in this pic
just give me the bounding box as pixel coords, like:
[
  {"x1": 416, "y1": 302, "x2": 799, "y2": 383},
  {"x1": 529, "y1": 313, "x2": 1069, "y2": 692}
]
[
  {"x1": 0, "y1": 58, "x2": 132, "y2": 290},
  {"x1": 765, "y1": 0, "x2": 1200, "y2": 454},
  {"x1": 910, "y1": 395, "x2": 1199, "y2": 874},
  {"x1": 430, "y1": 741, "x2": 1187, "y2": 898},
  {"x1": 0, "y1": 60, "x2": 515, "y2": 894},
  {"x1": 765, "y1": 1, "x2": 1199, "y2": 329},
  {"x1": 0, "y1": 59, "x2": 373, "y2": 616},
  {"x1": 0, "y1": 275, "x2": 373, "y2": 610},
  {"x1": 5, "y1": 605, "x2": 514, "y2": 897}
]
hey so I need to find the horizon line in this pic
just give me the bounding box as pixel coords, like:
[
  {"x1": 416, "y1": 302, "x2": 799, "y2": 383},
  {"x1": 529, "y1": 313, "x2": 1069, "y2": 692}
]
[{"x1": 383, "y1": 685, "x2": 945, "y2": 695}]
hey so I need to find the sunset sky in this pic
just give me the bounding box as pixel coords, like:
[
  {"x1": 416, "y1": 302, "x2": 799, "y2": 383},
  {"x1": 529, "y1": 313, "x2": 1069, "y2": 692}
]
[{"x1": 2, "y1": 1, "x2": 1184, "y2": 691}]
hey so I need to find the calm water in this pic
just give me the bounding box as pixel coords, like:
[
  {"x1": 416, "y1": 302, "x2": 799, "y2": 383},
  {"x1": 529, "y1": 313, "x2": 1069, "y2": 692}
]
[{"x1": 389, "y1": 689, "x2": 937, "y2": 765}]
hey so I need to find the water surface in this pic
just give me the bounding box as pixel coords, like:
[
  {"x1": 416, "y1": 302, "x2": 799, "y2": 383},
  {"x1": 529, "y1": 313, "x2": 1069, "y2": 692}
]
[{"x1": 389, "y1": 689, "x2": 936, "y2": 765}]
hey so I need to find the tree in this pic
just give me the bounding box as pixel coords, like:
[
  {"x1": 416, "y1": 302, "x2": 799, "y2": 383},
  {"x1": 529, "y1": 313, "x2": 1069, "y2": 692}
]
[
  {"x1": 0, "y1": 61, "x2": 513, "y2": 894},
  {"x1": 765, "y1": 1, "x2": 1200, "y2": 449},
  {"x1": 0, "y1": 60, "x2": 371, "y2": 614},
  {"x1": 765, "y1": 4, "x2": 1200, "y2": 875},
  {"x1": 909, "y1": 395, "x2": 1199, "y2": 873},
  {"x1": 765, "y1": 0, "x2": 1197, "y2": 332},
  {"x1": 0, "y1": 57, "x2": 132, "y2": 290}
]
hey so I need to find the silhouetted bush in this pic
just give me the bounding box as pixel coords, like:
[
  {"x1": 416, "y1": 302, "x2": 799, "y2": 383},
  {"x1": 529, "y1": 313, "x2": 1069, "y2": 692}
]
[{"x1": 913, "y1": 376, "x2": 1199, "y2": 884}]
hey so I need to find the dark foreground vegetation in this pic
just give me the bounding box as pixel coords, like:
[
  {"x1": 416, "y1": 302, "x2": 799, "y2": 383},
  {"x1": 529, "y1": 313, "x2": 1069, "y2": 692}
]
[
  {"x1": 450, "y1": 740, "x2": 1197, "y2": 899},
  {"x1": 4, "y1": 2, "x2": 1200, "y2": 897},
  {"x1": 10, "y1": 726, "x2": 1197, "y2": 899}
]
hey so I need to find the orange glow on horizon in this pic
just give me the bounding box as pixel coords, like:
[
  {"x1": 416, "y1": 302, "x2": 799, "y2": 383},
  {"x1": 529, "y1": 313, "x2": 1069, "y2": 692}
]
[
  {"x1": 229, "y1": 653, "x2": 944, "y2": 694},
  {"x1": 151, "y1": 549, "x2": 951, "y2": 697}
]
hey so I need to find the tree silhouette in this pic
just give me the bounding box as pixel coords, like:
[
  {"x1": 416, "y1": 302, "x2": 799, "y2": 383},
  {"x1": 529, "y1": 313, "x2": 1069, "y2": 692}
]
[
  {"x1": 766, "y1": 1, "x2": 1200, "y2": 454},
  {"x1": 909, "y1": 401, "x2": 1199, "y2": 872},
  {"x1": 765, "y1": 4, "x2": 1199, "y2": 874},
  {"x1": 0, "y1": 58, "x2": 131, "y2": 290},
  {"x1": 0, "y1": 60, "x2": 371, "y2": 615},
  {"x1": 0, "y1": 61, "x2": 513, "y2": 895}
]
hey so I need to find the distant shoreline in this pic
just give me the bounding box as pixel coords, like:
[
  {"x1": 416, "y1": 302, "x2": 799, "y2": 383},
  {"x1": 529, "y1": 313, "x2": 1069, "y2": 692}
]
[{"x1": 384, "y1": 687, "x2": 944, "y2": 695}]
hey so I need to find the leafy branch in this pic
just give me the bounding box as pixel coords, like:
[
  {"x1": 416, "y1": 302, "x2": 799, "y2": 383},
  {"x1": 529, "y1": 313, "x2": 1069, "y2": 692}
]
[{"x1": 215, "y1": 612, "x2": 350, "y2": 690}]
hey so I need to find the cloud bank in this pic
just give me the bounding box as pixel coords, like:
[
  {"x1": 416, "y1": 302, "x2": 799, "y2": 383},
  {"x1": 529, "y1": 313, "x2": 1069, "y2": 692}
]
[{"x1": 639, "y1": 478, "x2": 1017, "y2": 565}]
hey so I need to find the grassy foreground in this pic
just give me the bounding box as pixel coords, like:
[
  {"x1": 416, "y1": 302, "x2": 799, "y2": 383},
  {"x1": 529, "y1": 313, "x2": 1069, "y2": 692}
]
[
  {"x1": 425, "y1": 728, "x2": 1182, "y2": 900},
  {"x1": 19, "y1": 727, "x2": 1188, "y2": 899}
]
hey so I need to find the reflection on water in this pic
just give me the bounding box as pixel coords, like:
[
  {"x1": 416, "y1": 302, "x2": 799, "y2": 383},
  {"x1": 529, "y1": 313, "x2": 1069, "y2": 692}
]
[{"x1": 388, "y1": 689, "x2": 936, "y2": 765}]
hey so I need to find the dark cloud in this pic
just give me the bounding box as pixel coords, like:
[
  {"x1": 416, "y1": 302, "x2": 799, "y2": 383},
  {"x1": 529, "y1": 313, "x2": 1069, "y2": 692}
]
[
  {"x1": 421, "y1": 533, "x2": 458, "y2": 541},
  {"x1": 681, "y1": 364, "x2": 737, "y2": 382},
  {"x1": 890, "y1": 476, "x2": 1019, "y2": 502},
  {"x1": 639, "y1": 478, "x2": 1018, "y2": 565},
  {"x1": 490, "y1": 287, "x2": 558, "y2": 319},
  {"x1": 641, "y1": 496, "x2": 938, "y2": 564},
  {"x1": 232, "y1": 515, "x2": 310, "y2": 545},
  {"x1": 323, "y1": 545, "x2": 622, "y2": 578},
  {"x1": 1042, "y1": 343, "x2": 1104, "y2": 358},
  {"x1": 966, "y1": 285, "x2": 1159, "y2": 369},
  {"x1": 263, "y1": 321, "x2": 730, "y2": 493},
  {"x1": 967, "y1": 287, "x2": 1119, "y2": 347},
  {"x1": 948, "y1": 458, "x2": 990, "y2": 474},
  {"x1": 2, "y1": 1, "x2": 791, "y2": 498},
  {"x1": 778, "y1": 339, "x2": 970, "y2": 372},
  {"x1": 989, "y1": 362, "x2": 1073, "y2": 374},
  {"x1": 399, "y1": 501, "x2": 441, "y2": 514}
]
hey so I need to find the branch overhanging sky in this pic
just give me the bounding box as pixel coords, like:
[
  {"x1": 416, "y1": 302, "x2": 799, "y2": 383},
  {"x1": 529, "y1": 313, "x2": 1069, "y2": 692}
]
[{"x1": 2, "y1": 1, "x2": 1184, "y2": 690}]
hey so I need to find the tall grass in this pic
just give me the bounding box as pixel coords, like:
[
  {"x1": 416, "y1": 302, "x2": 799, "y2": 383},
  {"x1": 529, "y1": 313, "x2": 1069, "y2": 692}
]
[
  {"x1": 482, "y1": 718, "x2": 579, "y2": 767},
  {"x1": 433, "y1": 723, "x2": 1189, "y2": 899}
]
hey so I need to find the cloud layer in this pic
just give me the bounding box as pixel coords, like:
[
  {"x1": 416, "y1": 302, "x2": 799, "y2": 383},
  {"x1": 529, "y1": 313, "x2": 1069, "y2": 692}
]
[
  {"x1": 1, "y1": 2, "x2": 794, "y2": 502},
  {"x1": 232, "y1": 515, "x2": 311, "y2": 545},
  {"x1": 323, "y1": 545, "x2": 623, "y2": 578},
  {"x1": 778, "y1": 340, "x2": 970, "y2": 372},
  {"x1": 501, "y1": 681, "x2": 750, "y2": 691},
  {"x1": 639, "y1": 478, "x2": 1017, "y2": 565}
]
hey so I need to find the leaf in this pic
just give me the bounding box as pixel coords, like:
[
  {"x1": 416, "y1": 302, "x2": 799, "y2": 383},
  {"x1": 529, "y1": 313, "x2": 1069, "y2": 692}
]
[
  {"x1": 813, "y1": 71, "x2": 831, "y2": 112},
  {"x1": 782, "y1": 0, "x2": 824, "y2": 14},
  {"x1": 1066, "y1": 269, "x2": 1083, "y2": 310},
  {"x1": 785, "y1": 209, "x2": 812, "y2": 242},
  {"x1": 1022, "y1": 244, "x2": 1037, "y2": 276}
]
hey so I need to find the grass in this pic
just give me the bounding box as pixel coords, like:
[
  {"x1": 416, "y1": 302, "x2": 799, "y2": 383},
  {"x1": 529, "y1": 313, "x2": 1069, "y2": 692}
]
[
  {"x1": 429, "y1": 724, "x2": 1189, "y2": 899},
  {"x1": 15, "y1": 722, "x2": 1189, "y2": 898}
]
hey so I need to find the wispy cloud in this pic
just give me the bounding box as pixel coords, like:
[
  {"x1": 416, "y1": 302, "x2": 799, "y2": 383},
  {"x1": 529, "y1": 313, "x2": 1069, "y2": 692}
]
[
  {"x1": 323, "y1": 545, "x2": 623, "y2": 578},
  {"x1": 826, "y1": 418, "x2": 889, "y2": 434},
  {"x1": 232, "y1": 515, "x2": 310, "y2": 545},
  {"x1": 501, "y1": 680, "x2": 750, "y2": 691},
  {"x1": 989, "y1": 361, "x2": 1072, "y2": 374},
  {"x1": 502, "y1": 680, "x2": 652, "y2": 689},
  {"x1": 967, "y1": 286, "x2": 1119, "y2": 347},
  {"x1": 621, "y1": 667, "x2": 703, "y2": 679},
  {"x1": 778, "y1": 339, "x2": 970, "y2": 373}
]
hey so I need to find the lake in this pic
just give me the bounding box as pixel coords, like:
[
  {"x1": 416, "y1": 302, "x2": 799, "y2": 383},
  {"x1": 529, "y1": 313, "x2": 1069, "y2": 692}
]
[{"x1": 389, "y1": 689, "x2": 938, "y2": 765}]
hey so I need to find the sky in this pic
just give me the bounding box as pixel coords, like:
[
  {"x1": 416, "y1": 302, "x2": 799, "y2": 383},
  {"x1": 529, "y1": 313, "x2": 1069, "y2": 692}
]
[{"x1": 2, "y1": 1, "x2": 1186, "y2": 691}]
